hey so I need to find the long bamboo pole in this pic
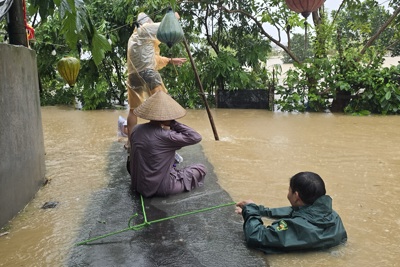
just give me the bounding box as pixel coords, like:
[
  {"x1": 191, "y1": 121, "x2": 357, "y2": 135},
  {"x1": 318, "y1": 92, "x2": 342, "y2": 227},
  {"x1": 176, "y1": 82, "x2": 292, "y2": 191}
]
[{"x1": 182, "y1": 37, "x2": 219, "y2": 141}]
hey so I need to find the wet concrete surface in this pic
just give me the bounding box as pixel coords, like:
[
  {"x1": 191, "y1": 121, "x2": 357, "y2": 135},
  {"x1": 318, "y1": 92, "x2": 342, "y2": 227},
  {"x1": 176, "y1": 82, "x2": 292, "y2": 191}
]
[{"x1": 68, "y1": 142, "x2": 268, "y2": 266}]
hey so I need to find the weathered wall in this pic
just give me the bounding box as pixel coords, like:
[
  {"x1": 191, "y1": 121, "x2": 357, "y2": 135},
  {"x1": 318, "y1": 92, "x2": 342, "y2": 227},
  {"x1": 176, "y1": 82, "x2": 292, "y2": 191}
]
[{"x1": 0, "y1": 43, "x2": 46, "y2": 228}]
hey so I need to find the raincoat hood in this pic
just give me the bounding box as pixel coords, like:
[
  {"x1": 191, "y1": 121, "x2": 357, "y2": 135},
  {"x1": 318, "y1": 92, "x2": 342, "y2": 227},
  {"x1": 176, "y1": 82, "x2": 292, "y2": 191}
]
[
  {"x1": 293, "y1": 195, "x2": 337, "y2": 228},
  {"x1": 137, "y1": 13, "x2": 153, "y2": 25}
]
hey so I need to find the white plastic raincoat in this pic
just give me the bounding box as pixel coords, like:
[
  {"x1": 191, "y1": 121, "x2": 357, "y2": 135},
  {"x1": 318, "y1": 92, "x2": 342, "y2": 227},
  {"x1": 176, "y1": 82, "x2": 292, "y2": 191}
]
[{"x1": 126, "y1": 13, "x2": 170, "y2": 109}]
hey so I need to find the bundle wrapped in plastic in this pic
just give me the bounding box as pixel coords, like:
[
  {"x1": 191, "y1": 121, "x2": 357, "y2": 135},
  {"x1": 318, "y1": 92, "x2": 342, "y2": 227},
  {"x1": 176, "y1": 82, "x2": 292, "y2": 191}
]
[{"x1": 117, "y1": 116, "x2": 128, "y2": 138}]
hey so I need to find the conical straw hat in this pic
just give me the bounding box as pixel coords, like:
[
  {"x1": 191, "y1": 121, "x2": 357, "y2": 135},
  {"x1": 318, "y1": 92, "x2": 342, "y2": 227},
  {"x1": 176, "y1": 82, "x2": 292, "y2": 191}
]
[{"x1": 133, "y1": 91, "x2": 187, "y2": 121}]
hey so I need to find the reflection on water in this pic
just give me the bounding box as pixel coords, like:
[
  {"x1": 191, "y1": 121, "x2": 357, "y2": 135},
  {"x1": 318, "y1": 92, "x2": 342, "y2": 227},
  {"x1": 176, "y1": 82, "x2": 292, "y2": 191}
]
[{"x1": 1, "y1": 106, "x2": 400, "y2": 267}]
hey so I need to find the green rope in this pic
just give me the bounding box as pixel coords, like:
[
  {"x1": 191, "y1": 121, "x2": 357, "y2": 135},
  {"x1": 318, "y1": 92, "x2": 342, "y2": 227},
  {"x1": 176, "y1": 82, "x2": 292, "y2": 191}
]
[
  {"x1": 140, "y1": 195, "x2": 148, "y2": 224},
  {"x1": 137, "y1": 201, "x2": 236, "y2": 226},
  {"x1": 75, "y1": 194, "x2": 236, "y2": 246}
]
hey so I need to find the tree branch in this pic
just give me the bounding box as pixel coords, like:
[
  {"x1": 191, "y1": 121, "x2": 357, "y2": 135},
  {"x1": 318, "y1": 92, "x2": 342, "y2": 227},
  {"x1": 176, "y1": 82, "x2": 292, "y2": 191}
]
[
  {"x1": 204, "y1": 5, "x2": 220, "y2": 54},
  {"x1": 360, "y1": 6, "x2": 400, "y2": 56},
  {"x1": 331, "y1": 0, "x2": 348, "y2": 26},
  {"x1": 219, "y1": 6, "x2": 301, "y2": 64}
]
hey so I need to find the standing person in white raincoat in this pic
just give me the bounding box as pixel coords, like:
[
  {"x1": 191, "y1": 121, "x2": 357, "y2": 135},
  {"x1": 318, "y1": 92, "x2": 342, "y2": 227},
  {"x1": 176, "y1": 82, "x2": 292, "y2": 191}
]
[{"x1": 126, "y1": 12, "x2": 187, "y2": 143}]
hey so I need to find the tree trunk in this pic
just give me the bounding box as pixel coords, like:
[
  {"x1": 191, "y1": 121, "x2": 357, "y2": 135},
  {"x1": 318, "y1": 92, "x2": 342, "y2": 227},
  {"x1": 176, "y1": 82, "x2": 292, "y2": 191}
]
[
  {"x1": 7, "y1": 0, "x2": 28, "y2": 47},
  {"x1": 330, "y1": 90, "x2": 351, "y2": 113}
]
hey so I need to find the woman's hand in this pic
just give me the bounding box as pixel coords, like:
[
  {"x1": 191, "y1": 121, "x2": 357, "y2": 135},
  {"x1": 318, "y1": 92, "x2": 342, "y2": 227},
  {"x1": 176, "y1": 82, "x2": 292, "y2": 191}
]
[{"x1": 161, "y1": 120, "x2": 173, "y2": 130}]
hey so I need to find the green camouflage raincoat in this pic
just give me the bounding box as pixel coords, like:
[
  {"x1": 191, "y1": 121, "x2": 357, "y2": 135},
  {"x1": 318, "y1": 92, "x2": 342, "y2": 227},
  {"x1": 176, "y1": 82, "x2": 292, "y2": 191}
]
[{"x1": 241, "y1": 195, "x2": 347, "y2": 254}]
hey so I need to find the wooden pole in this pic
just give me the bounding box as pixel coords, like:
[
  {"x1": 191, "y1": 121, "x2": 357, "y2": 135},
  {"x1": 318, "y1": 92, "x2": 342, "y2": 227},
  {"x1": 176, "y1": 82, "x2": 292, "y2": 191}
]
[
  {"x1": 7, "y1": 0, "x2": 28, "y2": 47},
  {"x1": 182, "y1": 37, "x2": 219, "y2": 141},
  {"x1": 269, "y1": 68, "x2": 275, "y2": 111}
]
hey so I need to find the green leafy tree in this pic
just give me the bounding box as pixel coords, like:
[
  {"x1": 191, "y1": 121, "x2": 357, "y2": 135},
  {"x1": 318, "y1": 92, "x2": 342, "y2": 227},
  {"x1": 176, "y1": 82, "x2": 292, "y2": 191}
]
[
  {"x1": 174, "y1": 1, "x2": 272, "y2": 107},
  {"x1": 9, "y1": 0, "x2": 400, "y2": 113},
  {"x1": 32, "y1": 0, "x2": 274, "y2": 109},
  {"x1": 29, "y1": 0, "x2": 111, "y2": 66},
  {"x1": 326, "y1": 0, "x2": 400, "y2": 113},
  {"x1": 24, "y1": 0, "x2": 114, "y2": 109},
  {"x1": 282, "y1": 33, "x2": 312, "y2": 63},
  {"x1": 31, "y1": 0, "x2": 135, "y2": 109},
  {"x1": 223, "y1": 0, "x2": 400, "y2": 114}
]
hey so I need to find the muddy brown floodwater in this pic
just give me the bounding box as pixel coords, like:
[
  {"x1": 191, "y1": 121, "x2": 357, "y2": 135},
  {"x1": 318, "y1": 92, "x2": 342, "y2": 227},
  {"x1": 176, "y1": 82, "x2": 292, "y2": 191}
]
[{"x1": 0, "y1": 106, "x2": 399, "y2": 267}]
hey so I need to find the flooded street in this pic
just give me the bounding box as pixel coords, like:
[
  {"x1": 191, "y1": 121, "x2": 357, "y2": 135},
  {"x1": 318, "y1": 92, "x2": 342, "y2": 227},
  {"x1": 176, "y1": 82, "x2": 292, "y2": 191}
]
[{"x1": 1, "y1": 106, "x2": 400, "y2": 266}]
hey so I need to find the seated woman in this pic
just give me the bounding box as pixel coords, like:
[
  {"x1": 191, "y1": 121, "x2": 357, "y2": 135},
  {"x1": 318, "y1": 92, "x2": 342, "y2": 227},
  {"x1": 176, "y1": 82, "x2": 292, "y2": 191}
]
[{"x1": 129, "y1": 91, "x2": 206, "y2": 197}]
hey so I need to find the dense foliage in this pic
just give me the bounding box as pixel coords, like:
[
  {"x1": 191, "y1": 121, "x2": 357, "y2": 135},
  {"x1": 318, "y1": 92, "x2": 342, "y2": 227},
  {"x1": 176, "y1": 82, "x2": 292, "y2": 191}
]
[
  {"x1": 282, "y1": 33, "x2": 313, "y2": 63},
  {"x1": 2, "y1": 0, "x2": 400, "y2": 114},
  {"x1": 275, "y1": 0, "x2": 400, "y2": 114}
]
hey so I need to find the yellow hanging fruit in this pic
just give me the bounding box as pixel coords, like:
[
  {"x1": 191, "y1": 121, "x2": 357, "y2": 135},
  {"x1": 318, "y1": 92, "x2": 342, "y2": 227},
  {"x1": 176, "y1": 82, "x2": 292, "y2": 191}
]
[{"x1": 57, "y1": 56, "x2": 80, "y2": 87}]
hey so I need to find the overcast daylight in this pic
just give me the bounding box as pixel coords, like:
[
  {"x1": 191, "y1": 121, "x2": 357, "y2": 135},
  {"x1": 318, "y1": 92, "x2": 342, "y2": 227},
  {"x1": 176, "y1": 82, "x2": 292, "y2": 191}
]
[{"x1": 266, "y1": 0, "x2": 391, "y2": 45}]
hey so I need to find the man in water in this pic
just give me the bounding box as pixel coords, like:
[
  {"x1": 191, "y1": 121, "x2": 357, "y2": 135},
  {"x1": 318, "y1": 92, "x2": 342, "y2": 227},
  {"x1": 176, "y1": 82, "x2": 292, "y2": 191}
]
[{"x1": 235, "y1": 171, "x2": 347, "y2": 253}]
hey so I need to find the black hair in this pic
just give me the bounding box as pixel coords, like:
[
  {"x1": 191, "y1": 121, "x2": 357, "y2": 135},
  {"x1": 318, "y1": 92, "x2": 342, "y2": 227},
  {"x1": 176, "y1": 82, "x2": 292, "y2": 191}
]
[{"x1": 289, "y1": 172, "x2": 326, "y2": 205}]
